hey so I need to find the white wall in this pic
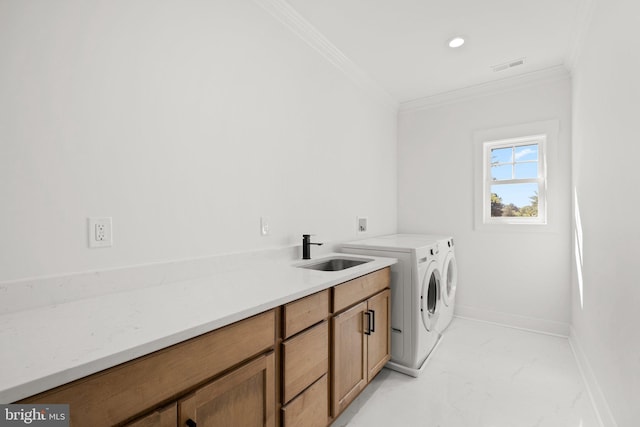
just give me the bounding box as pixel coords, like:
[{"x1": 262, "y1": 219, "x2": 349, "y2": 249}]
[
  {"x1": 0, "y1": 0, "x2": 397, "y2": 281},
  {"x1": 398, "y1": 77, "x2": 572, "y2": 334},
  {"x1": 571, "y1": 0, "x2": 640, "y2": 425}
]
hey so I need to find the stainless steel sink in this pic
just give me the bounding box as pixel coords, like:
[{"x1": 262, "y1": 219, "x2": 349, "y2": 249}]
[{"x1": 298, "y1": 257, "x2": 372, "y2": 271}]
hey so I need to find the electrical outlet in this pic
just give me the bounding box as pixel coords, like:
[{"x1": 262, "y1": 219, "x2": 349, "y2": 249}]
[
  {"x1": 95, "y1": 223, "x2": 106, "y2": 241},
  {"x1": 260, "y1": 217, "x2": 270, "y2": 236},
  {"x1": 88, "y1": 217, "x2": 112, "y2": 248},
  {"x1": 357, "y1": 217, "x2": 368, "y2": 233}
]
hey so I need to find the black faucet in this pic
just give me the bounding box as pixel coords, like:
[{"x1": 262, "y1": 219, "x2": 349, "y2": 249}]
[{"x1": 302, "y1": 234, "x2": 323, "y2": 260}]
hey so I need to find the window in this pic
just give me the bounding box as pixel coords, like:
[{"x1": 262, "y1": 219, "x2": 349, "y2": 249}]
[
  {"x1": 483, "y1": 135, "x2": 547, "y2": 224},
  {"x1": 473, "y1": 119, "x2": 558, "y2": 231}
]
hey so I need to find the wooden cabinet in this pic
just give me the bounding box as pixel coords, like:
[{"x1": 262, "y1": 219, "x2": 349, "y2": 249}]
[
  {"x1": 331, "y1": 301, "x2": 368, "y2": 416},
  {"x1": 178, "y1": 352, "x2": 275, "y2": 427},
  {"x1": 282, "y1": 321, "x2": 329, "y2": 403},
  {"x1": 124, "y1": 403, "x2": 176, "y2": 427},
  {"x1": 19, "y1": 267, "x2": 391, "y2": 427},
  {"x1": 21, "y1": 310, "x2": 276, "y2": 427},
  {"x1": 280, "y1": 268, "x2": 390, "y2": 425},
  {"x1": 283, "y1": 289, "x2": 330, "y2": 339},
  {"x1": 281, "y1": 375, "x2": 328, "y2": 427},
  {"x1": 333, "y1": 268, "x2": 389, "y2": 313},
  {"x1": 280, "y1": 290, "x2": 330, "y2": 427},
  {"x1": 331, "y1": 279, "x2": 391, "y2": 418},
  {"x1": 366, "y1": 289, "x2": 391, "y2": 380}
]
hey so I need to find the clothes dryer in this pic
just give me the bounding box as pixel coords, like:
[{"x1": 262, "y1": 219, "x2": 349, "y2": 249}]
[
  {"x1": 342, "y1": 235, "x2": 442, "y2": 377},
  {"x1": 394, "y1": 234, "x2": 458, "y2": 333},
  {"x1": 435, "y1": 236, "x2": 457, "y2": 333}
]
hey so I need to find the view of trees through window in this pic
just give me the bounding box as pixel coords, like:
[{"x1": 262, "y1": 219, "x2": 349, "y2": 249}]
[{"x1": 491, "y1": 191, "x2": 539, "y2": 217}]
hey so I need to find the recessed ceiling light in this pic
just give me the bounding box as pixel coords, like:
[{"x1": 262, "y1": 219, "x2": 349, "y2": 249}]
[{"x1": 448, "y1": 37, "x2": 465, "y2": 48}]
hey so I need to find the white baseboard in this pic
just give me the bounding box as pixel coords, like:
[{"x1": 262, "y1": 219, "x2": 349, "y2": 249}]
[
  {"x1": 569, "y1": 326, "x2": 619, "y2": 427},
  {"x1": 455, "y1": 304, "x2": 570, "y2": 337}
]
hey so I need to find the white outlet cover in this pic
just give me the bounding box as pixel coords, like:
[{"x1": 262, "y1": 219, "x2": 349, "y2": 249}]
[
  {"x1": 260, "y1": 217, "x2": 270, "y2": 236},
  {"x1": 357, "y1": 217, "x2": 368, "y2": 233},
  {"x1": 88, "y1": 217, "x2": 112, "y2": 248}
]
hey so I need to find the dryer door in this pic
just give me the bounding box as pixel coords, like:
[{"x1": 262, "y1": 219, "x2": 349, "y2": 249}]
[
  {"x1": 442, "y1": 251, "x2": 458, "y2": 307},
  {"x1": 420, "y1": 260, "x2": 441, "y2": 332}
]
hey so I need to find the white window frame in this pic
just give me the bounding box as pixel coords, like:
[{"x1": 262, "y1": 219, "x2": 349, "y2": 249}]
[
  {"x1": 482, "y1": 135, "x2": 547, "y2": 225},
  {"x1": 473, "y1": 119, "x2": 559, "y2": 232}
]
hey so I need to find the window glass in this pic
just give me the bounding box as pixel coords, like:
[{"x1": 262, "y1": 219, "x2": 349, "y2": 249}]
[
  {"x1": 514, "y1": 162, "x2": 538, "y2": 179},
  {"x1": 491, "y1": 164, "x2": 512, "y2": 180},
  {"x1": 515, "y1": 144, "x2": 538, "y2": 161},
  {"x1": 491, "y1": 147, "x2": 512, "y2": 163},
  {"x1": 491, "y1": 144, "x2": 539, "y2": 181},
  {"x1": 490, "y1": 183, "x2": 539, "y2": 217}
]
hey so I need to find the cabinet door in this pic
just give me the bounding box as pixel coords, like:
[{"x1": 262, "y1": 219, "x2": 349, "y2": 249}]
[
  {"x1": 179, "y1": 352, "x2": 275, "y2": 427},
  {"x1": 367, "y1": 289, "x2": 391, "y2": 381},
  {"x1": 125, "y1": 403, "x2": 176, "y2": 427},
  {"x1": 331, "y1": 301, "x2": 367, "y2": 417}
]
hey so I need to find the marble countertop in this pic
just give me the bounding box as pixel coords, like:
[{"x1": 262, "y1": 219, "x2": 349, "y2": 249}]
[{"x1": 0, "y1": 253, "x2": 396, "y2": 403}]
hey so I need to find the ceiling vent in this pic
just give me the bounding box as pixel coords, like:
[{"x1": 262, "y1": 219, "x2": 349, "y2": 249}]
[{"x1": 491, "y1": 57, "x2": 526, "y2": 72}]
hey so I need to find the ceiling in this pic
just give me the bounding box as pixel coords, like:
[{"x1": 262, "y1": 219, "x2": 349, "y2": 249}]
[{"x1": 284, "y1": 0, "x2": 585, "y2": 103}]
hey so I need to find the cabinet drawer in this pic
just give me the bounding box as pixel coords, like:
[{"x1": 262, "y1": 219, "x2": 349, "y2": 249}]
[
  {"x1": 282, "y1": 321, "x2": 329, "y2": 403},
  {"x1": 281, "y1": 374, "x2": 328, "y2": 427},
  {"x1": 124, "y1": 403, "x2": 176, "y2": 427},
  {"x1": 333, "y1": 268, "x2": 390, "y2": 313},
  {"x1": 21, "y1": 310, "x2": 276, "y2": 427},
  {"x1": 283, "y1": 289, "x2": 330, "y2": 339}
]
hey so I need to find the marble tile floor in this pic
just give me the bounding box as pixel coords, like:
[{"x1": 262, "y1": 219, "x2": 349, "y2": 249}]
[{"x1": 333, "y1": 317, "x2": 601, "y2": 427}]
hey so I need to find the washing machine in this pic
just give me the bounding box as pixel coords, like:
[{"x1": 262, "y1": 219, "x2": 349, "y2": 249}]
[
  {"x1": 341, "y1": 235, "x2": 443, "y2": 377},
  {"x1": 434, "y1": 236, "x2": 457, "y2": 333},
  {"x1": 395, "y1": 234, "x2": 458, "y2": 333}
]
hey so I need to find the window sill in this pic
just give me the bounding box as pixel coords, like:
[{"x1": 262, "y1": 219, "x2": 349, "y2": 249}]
[{"x1": 474, "y1": 222, "x2": 558, "y2": 234}]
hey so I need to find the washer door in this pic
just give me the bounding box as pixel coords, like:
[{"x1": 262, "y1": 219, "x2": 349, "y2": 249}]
[
  {"x1": 442, "y1": 251, "x2": 458, "y2": 307},
  {"x1": 420, "y1": 260, "x2": 441, "y2": 332}
]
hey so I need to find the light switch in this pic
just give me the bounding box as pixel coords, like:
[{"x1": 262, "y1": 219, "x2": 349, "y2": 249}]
[{"x1": 260, "y1": 217, "x2": 270, "y2": 236}]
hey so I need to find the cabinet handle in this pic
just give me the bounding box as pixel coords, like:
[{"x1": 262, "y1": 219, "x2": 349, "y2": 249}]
[
  {"x1": 186, "y1": 419, "x2": 197, "y2": 427},
  {"x1": 369, "y1": 309, "x2": 375, "y2": 333},
  {"x1": 364, "y1": 311, "x2": 371, "y2": 335}
]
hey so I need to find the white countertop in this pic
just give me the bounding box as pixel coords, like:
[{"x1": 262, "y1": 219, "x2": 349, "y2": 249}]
[{"x1": 0, "y1": 253, "x2": 396, "y2": 403}]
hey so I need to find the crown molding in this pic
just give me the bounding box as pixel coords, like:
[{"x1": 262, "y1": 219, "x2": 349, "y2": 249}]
[
  {"x1": 253, "y1": 0, "x2": 398, "y2": 110},
  {"x1": 399, "y1": 65, "x2": 571, "y2": 114}
]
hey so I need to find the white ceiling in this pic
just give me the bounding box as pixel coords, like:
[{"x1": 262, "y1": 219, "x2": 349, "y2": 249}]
[{"x1": 284, "y1": 0, "x2": 584, "y2": 103}]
